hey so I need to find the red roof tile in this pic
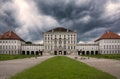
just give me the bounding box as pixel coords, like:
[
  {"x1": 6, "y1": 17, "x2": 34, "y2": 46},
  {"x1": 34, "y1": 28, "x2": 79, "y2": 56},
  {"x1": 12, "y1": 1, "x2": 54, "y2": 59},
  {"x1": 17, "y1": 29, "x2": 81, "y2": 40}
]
[
  {"x1": 0, "y1": 31, "x2": 24, "y2": 41},
  {"x1": 95, "y1": 31, "x2": 120, "y2": 41},
  {"x1": 0, "y1": 35, "x2": 2, "y2": 39}
]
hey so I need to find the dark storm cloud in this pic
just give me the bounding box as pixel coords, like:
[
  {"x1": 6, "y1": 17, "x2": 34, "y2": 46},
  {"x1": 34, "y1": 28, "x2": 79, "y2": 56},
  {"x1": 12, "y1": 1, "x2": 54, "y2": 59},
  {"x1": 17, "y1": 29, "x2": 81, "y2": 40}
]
[
  {"x1": 0, "y1": 0, "x2": 120, "y2": 42},
  {"x1": 36, "y1": 0, "x2": 91, "y2": 21},
  {"x1": 35, "y1": 0, "x2": 120, "y2": 41},
  {"x1": 0, "y1": 0, "x2": 18, "y2": 33},
  {"x1": 0, "y1": 0, "x2": 9, "y2": 3}
]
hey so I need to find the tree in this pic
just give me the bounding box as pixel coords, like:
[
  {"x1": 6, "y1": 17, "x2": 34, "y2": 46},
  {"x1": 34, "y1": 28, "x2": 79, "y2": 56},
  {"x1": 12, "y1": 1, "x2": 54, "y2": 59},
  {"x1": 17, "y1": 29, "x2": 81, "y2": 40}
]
[{"x1": 26, "y1": 41, "x2": 32, "y2": 44}]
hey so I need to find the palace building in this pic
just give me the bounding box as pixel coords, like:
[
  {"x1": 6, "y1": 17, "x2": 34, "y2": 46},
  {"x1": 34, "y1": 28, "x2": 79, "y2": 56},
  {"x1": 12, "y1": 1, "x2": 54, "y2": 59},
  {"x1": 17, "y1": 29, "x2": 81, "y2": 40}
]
[
  {"x1": 95, "y1": 31, "x2": 120, "y2": 54},
  {"x1": 77, "y1": 42, "x2": 99, "y2": 55},
  {"x1": 0, "y1": 30, "x2": 25, "y2": 54},
  {"x1": 21, "y1": 44, "x2": 43, "y2": 55},
  {"x1": 44, "y1": 27, "x2": 77, "y2": 55},
  {"x1": 0, "y1": 27, "x2": 120, "y2": 55}
]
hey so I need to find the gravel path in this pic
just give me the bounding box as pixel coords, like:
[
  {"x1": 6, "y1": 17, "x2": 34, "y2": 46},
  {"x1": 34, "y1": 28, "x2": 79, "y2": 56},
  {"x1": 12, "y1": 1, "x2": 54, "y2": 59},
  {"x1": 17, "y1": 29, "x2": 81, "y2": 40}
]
[
  {"x1": 68, "y1": 55, "x2": 120, "y2": 79},
  {"x1": 1, "y1": 55, "x2": 120, "y2": 79},
  {"x1": 0, "y1": 56, "x2": 53, "y2": 79}
]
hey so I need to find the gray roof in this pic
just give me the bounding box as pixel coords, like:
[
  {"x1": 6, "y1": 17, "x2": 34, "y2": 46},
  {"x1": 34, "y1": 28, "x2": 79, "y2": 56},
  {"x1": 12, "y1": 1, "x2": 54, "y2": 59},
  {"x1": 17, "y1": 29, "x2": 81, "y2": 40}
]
[{"x1": 47, "y1": 27, "x2": 74, "y2": 32}]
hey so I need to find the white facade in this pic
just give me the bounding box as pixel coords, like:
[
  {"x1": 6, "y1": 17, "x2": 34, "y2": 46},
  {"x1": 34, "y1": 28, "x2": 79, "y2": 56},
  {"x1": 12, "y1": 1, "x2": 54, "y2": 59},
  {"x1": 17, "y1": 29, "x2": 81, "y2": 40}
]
[
  {"x1": 96, "y1": 39, "x2": 120, "y2": 54},
  {"x1": 77, "y1": 42, "x2": 99, "y2": 55},
  {"x1": 21, "y1": 44, "x2": 44, "y2": 55},
  {"x1": 0, "y1": 28, "x2": 120, "y2": 55},
  {"x1": 0, "y1": 40, "x2": 24, "y2": 54},
  {"x1": 44, "y1": 27, "x2": 77, "y2": 55}
]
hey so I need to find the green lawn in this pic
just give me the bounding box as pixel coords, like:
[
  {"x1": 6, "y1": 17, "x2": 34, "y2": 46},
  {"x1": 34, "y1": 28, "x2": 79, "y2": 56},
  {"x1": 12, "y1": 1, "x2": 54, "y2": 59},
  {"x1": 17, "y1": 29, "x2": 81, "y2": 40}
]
[
  {"x1": 83, "y1": 54, "x2": 120, "y2": 60},
  {"x1": 10, "y1": 56, "x2": 116, "y2": 79},
  {"x1": 0, "y1": 54, "x2": 38, "y2": 61}
]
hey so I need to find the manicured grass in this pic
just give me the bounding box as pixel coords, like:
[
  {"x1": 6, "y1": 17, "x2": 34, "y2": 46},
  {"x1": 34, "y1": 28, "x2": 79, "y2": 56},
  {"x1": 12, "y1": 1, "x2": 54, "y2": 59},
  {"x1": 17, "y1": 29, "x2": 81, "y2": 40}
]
[
  {"x1": 10, "y1": 56, "x2": 116, "y2": 79},
  {"x1": 83, "y1": 54, "x2": 120, "y2": 60},
  {"x1": 0, "y1": 54, "x2": 38, "y2": 61}
]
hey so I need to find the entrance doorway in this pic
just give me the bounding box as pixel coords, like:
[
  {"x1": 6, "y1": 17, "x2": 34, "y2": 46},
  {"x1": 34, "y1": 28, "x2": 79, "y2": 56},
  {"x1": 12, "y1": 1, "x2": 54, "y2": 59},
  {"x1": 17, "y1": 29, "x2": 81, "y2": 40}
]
[
  {"x1": 91, "y1": 51, "x2": 94, "y2": 55},
  {"x1": 86, "y1": 51, "x2": 89, "y2": 55},
  {"x1": 40, "y1": 51, "x2": 43, "y2": 56},
  {"x1": 27, "y1": 51, "x2": 30, "y2": 55},
  {"x1": 31, "y1": 51, "x2": 34, "y2": 55},
  {"x1": 54, "y1": 51, "x2": 57, "y2": 55},
  {"x1": 78, "y1": 51, "x2": 81, "y2": 55},
  {"x1": 59, "y1": 51, "x2": 62, "y2": 55},
  {"x1": 95, "y1": 51, "x2": 98, "y2": 55},
  {"x1": 22, "y1": 51, "x2": 25, "y2": 55},
  {"x1": 64, "y1": 51, "x2": 67, "y2": 55},
  {"x1": 82, "y1": 51, "x2": 85, "y2": 55},
  {"x1": 36, "y1": 51, "x2": 39, "y2": 55}
]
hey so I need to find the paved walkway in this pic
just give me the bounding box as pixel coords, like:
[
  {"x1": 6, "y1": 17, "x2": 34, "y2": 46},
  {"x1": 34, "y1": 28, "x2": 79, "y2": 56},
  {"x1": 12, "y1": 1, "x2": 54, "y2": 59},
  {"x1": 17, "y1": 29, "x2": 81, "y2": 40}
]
[
  {"x1": 68, "y1": 55, "x2": 120, "y2": 79},
  {"x1": 0, "y1": 56, "x2": 53, "y2": 79}
]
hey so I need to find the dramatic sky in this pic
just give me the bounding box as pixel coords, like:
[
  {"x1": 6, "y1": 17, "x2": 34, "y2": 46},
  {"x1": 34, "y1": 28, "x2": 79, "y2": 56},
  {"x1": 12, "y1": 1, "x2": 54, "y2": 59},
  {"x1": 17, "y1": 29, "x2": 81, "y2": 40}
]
[{"x1": 0, "y1": 0, "x2": 120, "y2": 43}]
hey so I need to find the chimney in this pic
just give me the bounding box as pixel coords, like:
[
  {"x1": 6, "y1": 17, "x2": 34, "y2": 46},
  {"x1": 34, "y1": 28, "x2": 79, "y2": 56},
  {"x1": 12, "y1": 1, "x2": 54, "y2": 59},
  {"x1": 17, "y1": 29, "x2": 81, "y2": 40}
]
[
  {"x1": 9, "y1": 30, "x2": 12, "y2": 37},
  {"x1": 9, "y1": 26, "x2": 13, "y2": 37}
]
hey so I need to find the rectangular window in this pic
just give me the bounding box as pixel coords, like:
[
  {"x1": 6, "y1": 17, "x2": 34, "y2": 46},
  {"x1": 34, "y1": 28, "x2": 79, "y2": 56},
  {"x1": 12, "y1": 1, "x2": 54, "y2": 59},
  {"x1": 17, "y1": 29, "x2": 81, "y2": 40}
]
[
  {"x1": 71, "y1": 46, "x2": 72, "y2": 49},
  {"x1": 6, "y1": 46, "x2": 7, "y2": 49},
  {"x1": 64, "y1": 35, "x2": 66, "y2": 38},
  {"x1": 64, "y1": 46, "x2": 66, "y2": 49},
  {"x1": 48, "y1": 46, "x2": 50, "y2": 50},
  {"x1": 64, "y1": 40, "x2": 66, "y2": 44},
  {"x1": 68, "y1": 46, "x2": 70, "y2": 49}
]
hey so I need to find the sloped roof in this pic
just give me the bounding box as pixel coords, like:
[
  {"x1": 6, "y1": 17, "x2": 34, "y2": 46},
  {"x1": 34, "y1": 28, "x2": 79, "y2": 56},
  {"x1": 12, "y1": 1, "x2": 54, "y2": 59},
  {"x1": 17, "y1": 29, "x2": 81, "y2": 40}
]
[
  {"x1": 0, "y1": 31, "x2": 24, "y2": 41},
  {"x1": 95, "y1": 31, "x2": 120, "y2": 41},
  {"x1": 47, "y1": 27, "x2": 73, "y2": 32},
  {"x1": 0, "y1": 35, "x2": 2, "y2": 39}
]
